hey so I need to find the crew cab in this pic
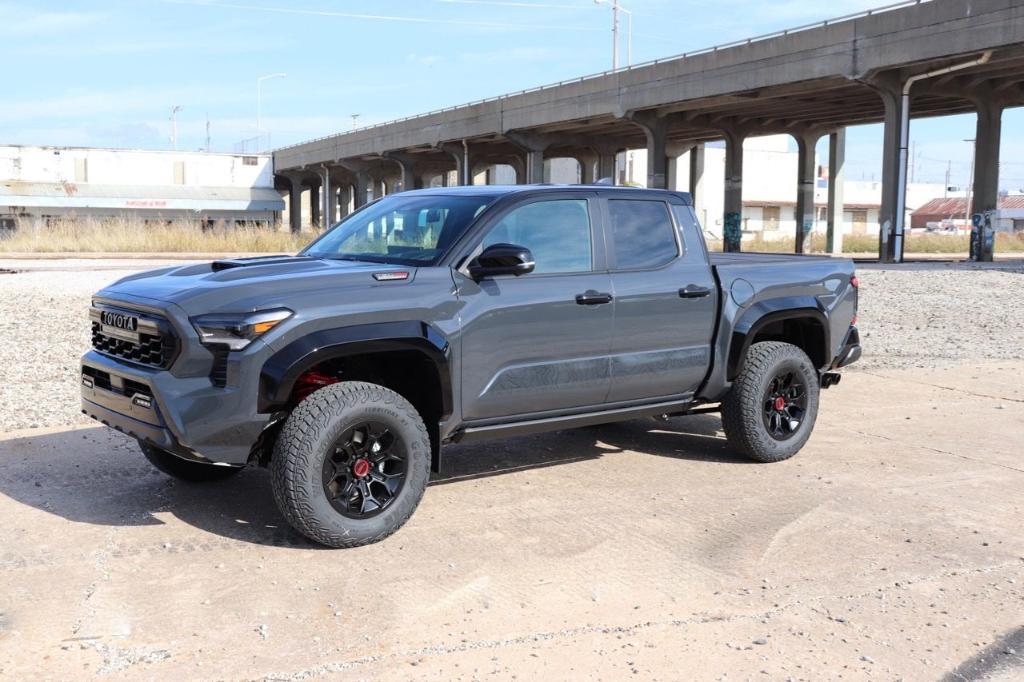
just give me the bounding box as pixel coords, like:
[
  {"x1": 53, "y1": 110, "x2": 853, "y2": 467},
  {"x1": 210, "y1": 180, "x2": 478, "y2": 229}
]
[{"x1": 81, "y1": 185, "x2": 860, "y2": 547}]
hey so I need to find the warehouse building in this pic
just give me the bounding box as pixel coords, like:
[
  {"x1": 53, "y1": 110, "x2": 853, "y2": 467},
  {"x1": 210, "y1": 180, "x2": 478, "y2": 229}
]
[{"x1": 0, "y1": 145, "x2": 284, "y2": 233}]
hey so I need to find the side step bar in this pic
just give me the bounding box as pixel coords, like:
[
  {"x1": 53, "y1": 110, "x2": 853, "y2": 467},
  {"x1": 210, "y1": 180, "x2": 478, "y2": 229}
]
[{"x1": 452, "y1": 398, "x2": 693, "y2": 444}]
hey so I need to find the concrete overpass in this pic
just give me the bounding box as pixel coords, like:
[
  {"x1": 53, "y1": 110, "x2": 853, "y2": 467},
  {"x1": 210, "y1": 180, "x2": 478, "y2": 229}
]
[{"x1": 273, "y1": 0, "x2": 1024, "y2": 262}]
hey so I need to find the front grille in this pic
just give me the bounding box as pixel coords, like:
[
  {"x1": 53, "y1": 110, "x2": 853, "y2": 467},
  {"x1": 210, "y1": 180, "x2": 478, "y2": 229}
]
[{"x1": 90, "y1": 306, "x2": 177, "y2": 369}]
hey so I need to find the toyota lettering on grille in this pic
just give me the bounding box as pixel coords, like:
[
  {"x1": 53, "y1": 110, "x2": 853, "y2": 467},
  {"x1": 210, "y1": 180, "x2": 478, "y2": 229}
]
[{"x1": 100, "y1": 311, "x2": 139, "y2": 332}]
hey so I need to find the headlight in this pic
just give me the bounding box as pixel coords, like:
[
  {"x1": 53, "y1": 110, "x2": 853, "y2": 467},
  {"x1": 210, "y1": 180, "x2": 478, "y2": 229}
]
[{"x1": 190, "y1": 308, "x2": 292, "y2": 351}]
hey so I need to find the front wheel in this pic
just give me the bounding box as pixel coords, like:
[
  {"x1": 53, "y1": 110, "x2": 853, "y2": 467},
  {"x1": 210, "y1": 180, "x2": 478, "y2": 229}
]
[
  {"x1": 721, "y1": 341, "x2": 820, "y2": 463},
  {"x1": 270, "y1": 381, "x2": 431, "y2": 548}
]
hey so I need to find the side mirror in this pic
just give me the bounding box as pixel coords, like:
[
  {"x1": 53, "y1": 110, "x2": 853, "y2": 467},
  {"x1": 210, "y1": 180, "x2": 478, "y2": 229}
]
[{"x1": 468, "y1": 243, "x2": 535, "y2": 280}]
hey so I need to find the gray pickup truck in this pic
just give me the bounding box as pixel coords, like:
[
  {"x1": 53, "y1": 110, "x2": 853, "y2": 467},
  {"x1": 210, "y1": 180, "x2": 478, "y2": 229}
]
[{"x1": 81, "y1": 185, "x2": 860, "y2": 547}]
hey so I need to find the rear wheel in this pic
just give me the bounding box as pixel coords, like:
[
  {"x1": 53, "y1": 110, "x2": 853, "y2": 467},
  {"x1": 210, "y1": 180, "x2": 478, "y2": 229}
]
[
  {"x1": 140, "y1": 442, "x2": 242, "y2": 481},
  {"x1": 270, "y1": 381, "x2": 431, "y2": 548},
  {"x1": 721, "y1": 341, "x2": 820, "y2": 463}
]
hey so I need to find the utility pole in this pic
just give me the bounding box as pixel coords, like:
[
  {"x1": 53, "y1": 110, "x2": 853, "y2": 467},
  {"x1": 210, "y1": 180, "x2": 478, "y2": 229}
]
[
  {"x1": 595, "y1": 0, "x2": 631, "y2": 69},
  {"x1": 170, "y1": 105, "x2": 182, "y2": 151},
  {"x1": 351, "y1": 114, "x2": 360, "y2": 130},
  {"x1": 205, "y1": 113, "x2": 211, "y2": 152},
  {"x1": 944, "y1": 160, "x2": 951, "y2": 198}
]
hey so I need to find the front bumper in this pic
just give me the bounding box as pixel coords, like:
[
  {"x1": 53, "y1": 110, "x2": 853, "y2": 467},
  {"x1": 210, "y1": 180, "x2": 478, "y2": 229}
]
[{"x1": 81, "y1": 347, "x2": 272, "y2": 466}]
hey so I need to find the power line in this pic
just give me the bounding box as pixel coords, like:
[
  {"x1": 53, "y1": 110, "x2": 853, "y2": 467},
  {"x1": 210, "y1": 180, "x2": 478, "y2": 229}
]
[
  {"x1": 432, "y1": 0, "x2": 588, "y2": 8},
  {"x1": 161, "y1": 0, "x2": 605, "y2": 30}
]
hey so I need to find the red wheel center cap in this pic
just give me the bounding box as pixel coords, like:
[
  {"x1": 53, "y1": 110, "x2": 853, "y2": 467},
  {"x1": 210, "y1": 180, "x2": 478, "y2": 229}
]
[
  {"x1": 352, "y1": 458, "x2": 371, "y2": 478},
  {"x1": 773, "y1": 396, "x2": 787, "y2": 411}
]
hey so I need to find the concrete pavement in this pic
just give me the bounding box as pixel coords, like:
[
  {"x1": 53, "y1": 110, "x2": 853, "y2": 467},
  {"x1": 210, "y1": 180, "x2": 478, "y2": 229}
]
[{"x1": 0, "y1": 361, "x2": 1022, "y2": 679}]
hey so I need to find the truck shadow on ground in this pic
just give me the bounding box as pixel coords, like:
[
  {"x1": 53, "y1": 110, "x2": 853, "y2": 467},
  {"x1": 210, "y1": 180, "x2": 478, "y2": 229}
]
[{"x1": 0, "y1": 414, "x2": 745, "y2": 550}]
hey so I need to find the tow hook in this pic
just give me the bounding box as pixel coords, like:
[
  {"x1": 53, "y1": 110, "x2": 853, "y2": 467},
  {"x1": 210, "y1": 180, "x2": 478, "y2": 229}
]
[{"x1": 820, "y1": 372, "x2": 842, "y2": 389}]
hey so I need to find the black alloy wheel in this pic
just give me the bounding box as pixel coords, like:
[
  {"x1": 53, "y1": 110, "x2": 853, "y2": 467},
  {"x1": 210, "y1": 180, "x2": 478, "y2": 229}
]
[
  {"x1": 321, "y1": 421, "x2": 407, "y2": 518},
  {"x1": 761, "y1": 370, "x2": 808, "y2": 441}
]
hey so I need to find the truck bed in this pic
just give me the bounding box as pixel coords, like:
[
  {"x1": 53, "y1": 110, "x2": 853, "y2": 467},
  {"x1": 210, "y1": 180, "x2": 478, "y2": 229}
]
[{"x1": 709, "y1": 252, "x2": 835, "y2": 266}]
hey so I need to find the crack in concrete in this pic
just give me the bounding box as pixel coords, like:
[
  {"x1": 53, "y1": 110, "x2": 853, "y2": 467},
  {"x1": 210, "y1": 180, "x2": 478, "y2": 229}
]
[
  {"x1": 857, "y1": 370, "x2": 1024, "y2": 404},
  {"x1": 844, "y1": 427, "x2": 1024, "y2": 475}
]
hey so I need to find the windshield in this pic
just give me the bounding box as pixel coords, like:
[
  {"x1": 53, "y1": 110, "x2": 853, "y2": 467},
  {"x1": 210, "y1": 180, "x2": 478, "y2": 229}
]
[{"x1": 302, "y1": 194, "x2": 495, "y2": 265}]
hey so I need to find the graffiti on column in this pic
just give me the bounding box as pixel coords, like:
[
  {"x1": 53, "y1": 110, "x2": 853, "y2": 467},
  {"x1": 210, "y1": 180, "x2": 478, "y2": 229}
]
[
  {"x1": 724, "y1": 212, "x2": 742, "y2": 250},
  {"x1": 800, "y1": 218, "x2": 814, "y2": 252}
]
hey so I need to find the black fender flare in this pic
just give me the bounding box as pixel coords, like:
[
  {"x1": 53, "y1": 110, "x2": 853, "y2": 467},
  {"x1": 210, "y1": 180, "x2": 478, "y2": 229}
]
[
  {"x1": 258, "y1": 321, "x2": 453, "y2": 416},
  {"x1": 727, "y1": 298, "x2": 830, "y2": 380}
]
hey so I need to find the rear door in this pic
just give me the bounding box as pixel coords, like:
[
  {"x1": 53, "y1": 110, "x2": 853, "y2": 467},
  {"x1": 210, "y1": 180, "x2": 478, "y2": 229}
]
[
  {"x1": 454, "y1": 192, "x2": 615, "y2": 422},
  {"x1": 602, "y1": 196, "x2": 717, "y2": 403}
]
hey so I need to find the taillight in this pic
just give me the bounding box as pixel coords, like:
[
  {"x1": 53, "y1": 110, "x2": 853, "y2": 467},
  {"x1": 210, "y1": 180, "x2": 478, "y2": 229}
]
[{"x1": 850, "y1": 275, "x2": 860, "y2": 288}]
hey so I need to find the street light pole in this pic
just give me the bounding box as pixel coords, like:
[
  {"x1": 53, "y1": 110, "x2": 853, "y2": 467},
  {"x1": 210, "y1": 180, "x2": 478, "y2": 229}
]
[
  {"x1": 170, "y1": 105, "x2": 182, "y2": 151},
  {"x1": 594, "y1": 0, "x2": 631, "y2": 69},
  {"x1": 257, "y1": 72, "x2": 287, "y2": 149}
]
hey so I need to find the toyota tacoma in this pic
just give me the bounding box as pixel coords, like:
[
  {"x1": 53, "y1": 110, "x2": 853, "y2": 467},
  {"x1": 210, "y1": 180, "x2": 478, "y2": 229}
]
[{"x1": 81, "y1": 185, "x2": 861, "y2": 547}]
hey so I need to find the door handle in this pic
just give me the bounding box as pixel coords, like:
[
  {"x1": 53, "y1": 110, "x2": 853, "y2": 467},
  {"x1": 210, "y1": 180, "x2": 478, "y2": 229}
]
[
  {"x1": 575, "y1": 291, "x2": 613, "y2": 305},
  {"x1": 679, "y1": 285, "x2": 711, "y2": 299}
]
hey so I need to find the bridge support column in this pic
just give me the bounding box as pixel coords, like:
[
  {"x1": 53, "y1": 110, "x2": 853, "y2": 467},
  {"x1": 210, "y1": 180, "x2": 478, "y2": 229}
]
[
  {"x1": 873, "y1": 78, "x2": 904, "y2": 263},
  {"x1": 353, "y1": 172, "x2": 370, "y2": 209},
  {"x1": 666, "y1": 142, "x2": 695, "y2": 191},
  {"x1": 326, "y1": 173, "x2": 338, "y2": 226},
  {"x1": 827, "y1": 129, "x2": 846, "y2": 255},
  {"x1": 320, "y1": 166, "x2": 332, "y2": 229},
  {"x1": 309, "y1": 182, "x2": 321, "y2": 228},
  {"x1": 597, "y1": 152, "x2": 617, "y2": 184},
  {"x1": 794, "y1": 131, "x2": 822, "y2": 254},
  {"x1": 689, "y1": 144, "x2": 706, "y2": 224},
  {"x1": 287, "y1": 176, "x2": 303, "y2": 233},
  {"x1": 971, "y1": 98, "x2": 1003, "y2": 219},
  {"x1": 507, "y1": 132, "x2": 549, "y2": 184},
  {"x1": 575, "y1": 151, "x2": 598, "y2": 184},
  {"x1": 722, "y1": 129, "x2": 746, "y2": 252},
  {"x1": 629, "y1": 112, "x2": 674, "y2": 189}
]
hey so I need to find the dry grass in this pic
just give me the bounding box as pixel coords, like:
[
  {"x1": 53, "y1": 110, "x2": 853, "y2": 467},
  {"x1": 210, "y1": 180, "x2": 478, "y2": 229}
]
[
  {"x1": 0, "y1": 217, "x2": 317, "y2": 254},
  {"x1": 2, "y1": 216, "x2": 1022, "y2": 256},
  {"x1": 706, "y1": 232, "x2": 1024, "y2": 254}
]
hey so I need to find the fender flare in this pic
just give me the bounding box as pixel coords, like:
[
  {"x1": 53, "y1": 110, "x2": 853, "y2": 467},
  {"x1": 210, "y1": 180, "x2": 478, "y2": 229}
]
[
  {"x1": 258, "y1": 321, "x2": 452, "y2": 416},
  {"x1": 727, "y1": 298, "x2": 830, "y2": 380}
]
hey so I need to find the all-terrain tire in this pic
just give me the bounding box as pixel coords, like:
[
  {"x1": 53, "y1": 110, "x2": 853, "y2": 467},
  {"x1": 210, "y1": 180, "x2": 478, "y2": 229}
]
[
  {"x1": 140, "y1": 442, "x2": 243, "y2": 481},
  {"x1": 270, "y1": 381, "x2": 431, "y2": 548},
  {"x1": 721, "y1": 341, "x2": 820, "y2": 463}
]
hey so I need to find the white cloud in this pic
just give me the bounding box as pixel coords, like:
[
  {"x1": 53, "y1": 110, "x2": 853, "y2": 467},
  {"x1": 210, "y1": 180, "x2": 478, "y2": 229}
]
[{"x1": 0, "y1": 5, "x2": 99, "y2": 37}]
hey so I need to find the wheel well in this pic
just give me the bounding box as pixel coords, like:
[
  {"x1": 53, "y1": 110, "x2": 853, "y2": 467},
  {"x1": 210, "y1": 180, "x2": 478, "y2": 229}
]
[
  {"x1": 289, "y1": 350, "x2": 444, "y2": 471},
  {"x1": 731, "y1": 314, "x2": 828, "y2": 379}
]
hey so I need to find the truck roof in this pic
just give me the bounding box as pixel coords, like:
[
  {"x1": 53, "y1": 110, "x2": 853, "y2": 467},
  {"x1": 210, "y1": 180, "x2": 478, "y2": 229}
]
[{"x1": 400, "y1": 184, "x2": 693, "y2": 204}]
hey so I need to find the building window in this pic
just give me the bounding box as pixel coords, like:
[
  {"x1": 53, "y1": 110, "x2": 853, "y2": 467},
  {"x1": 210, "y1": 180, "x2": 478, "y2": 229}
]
[
  {"x1": 242, "y1": 156, "x2": 258, "y2": 166},
  {"x1": 173, "y1": 161, "x2": 186, "y2": 185},
  {"x1": 763, "y1": 206, "x2": 781, "y2": 230},
  {"x1": 74, "y1": 158, "x2": 88, "y2": 183},
  {"x1": 817, "y1": 206, "x2": 828, "y2": 222}
]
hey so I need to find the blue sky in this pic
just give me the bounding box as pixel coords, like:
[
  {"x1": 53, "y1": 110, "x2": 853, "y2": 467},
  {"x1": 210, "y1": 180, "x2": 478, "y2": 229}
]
[{"x1": 3, "y1": 0, "x2": 1022, "y2": 190}]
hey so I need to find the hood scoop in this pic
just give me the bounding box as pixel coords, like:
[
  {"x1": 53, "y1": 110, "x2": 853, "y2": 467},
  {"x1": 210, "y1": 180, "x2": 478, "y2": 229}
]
[{"x1": 211, "y1": 255, "x2": 316, "y2": 272}]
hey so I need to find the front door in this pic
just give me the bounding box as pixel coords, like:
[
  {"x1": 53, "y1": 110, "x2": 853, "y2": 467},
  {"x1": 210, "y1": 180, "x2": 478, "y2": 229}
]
[
  {"x1": 455, "y1": 194, "x2": 614, "y2": 422},
  {"x1": 602, "y1": 197, "x2": 717, "y2": 403}
]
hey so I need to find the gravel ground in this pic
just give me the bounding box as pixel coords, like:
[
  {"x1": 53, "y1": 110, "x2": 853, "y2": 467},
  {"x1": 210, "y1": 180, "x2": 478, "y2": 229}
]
[{"x1": 1, "y1": 258, "x2": 1022, "y2": 433}]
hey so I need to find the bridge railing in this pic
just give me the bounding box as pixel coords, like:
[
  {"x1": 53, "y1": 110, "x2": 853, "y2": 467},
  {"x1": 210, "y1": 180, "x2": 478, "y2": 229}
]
[{"x1": 275, "y1": 0, "x2": 930, "y2": 153}]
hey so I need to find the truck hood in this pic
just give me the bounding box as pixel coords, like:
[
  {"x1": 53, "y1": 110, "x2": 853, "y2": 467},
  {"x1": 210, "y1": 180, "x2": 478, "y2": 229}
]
[{"x1": 97, "y1": 255, "x2": 416, "y2": 315}]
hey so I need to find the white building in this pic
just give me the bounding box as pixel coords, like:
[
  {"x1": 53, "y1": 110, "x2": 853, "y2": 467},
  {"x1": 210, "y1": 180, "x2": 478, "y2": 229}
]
[{"x1": 0, "y1": 145, "x2": 284, "y2": 231}]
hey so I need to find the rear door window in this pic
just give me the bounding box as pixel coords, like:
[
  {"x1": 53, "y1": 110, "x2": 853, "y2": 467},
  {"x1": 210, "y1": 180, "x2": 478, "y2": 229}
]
[{"x1": 607, "y1": 199, "x2": 679, "y2": 270}]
